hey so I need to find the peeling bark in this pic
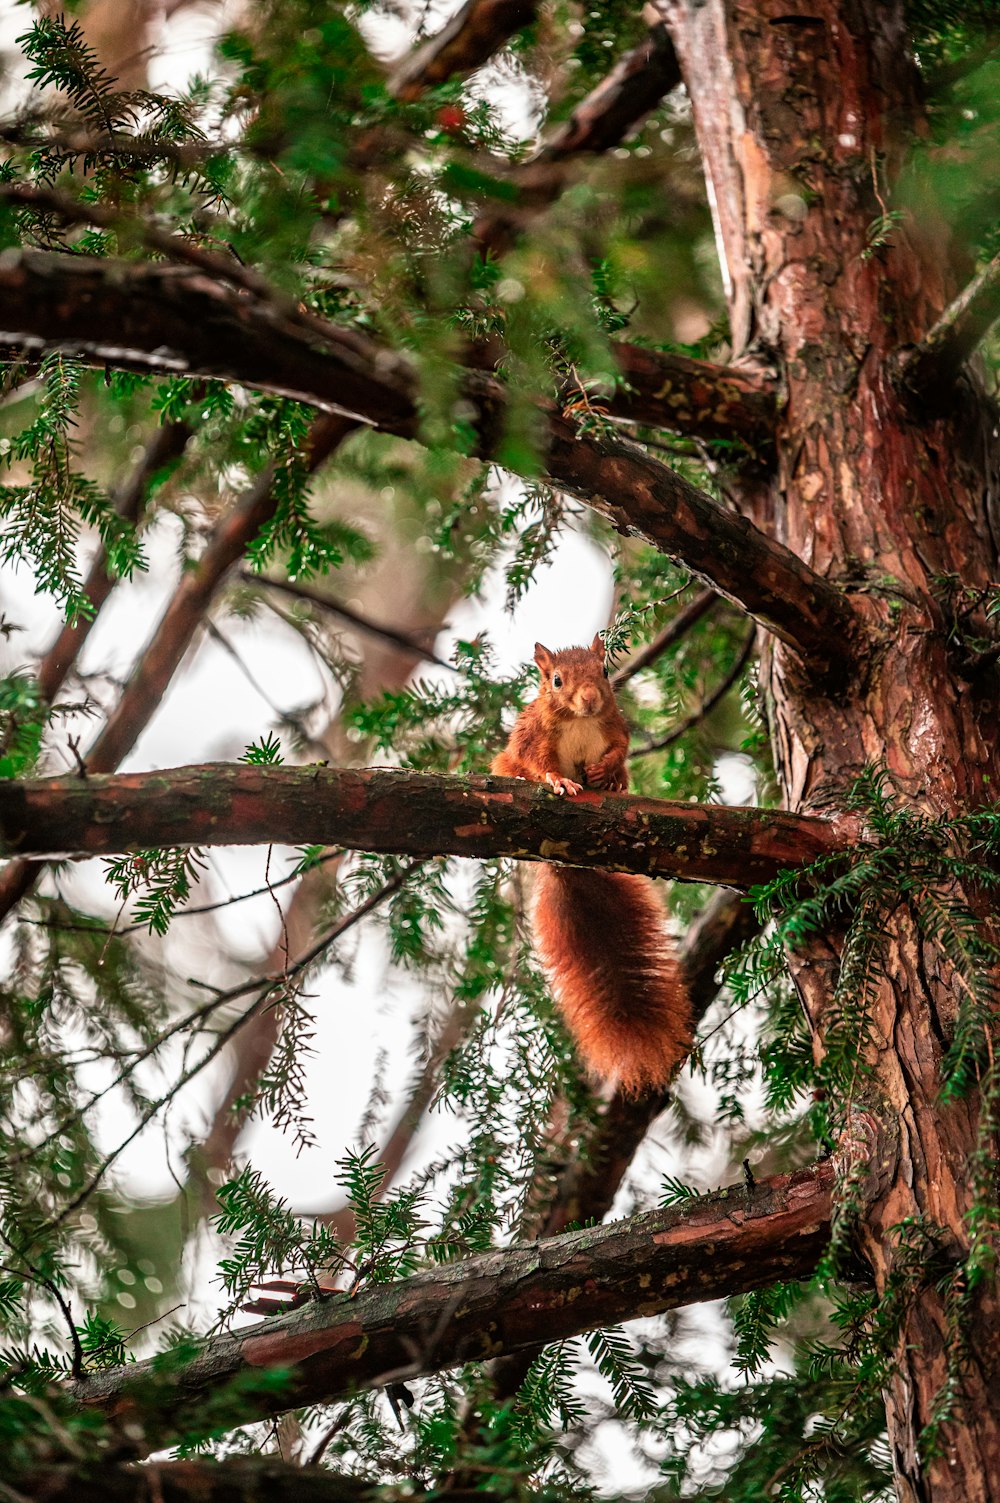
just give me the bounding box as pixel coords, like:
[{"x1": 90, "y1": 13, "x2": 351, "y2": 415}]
[
  {"x1": 0, "y1": 763, "x2": 858, "y2": 887},
  {"x1": 658, "y1": 1, "x2": 1000, "y2": 1494},
  {"x1": 74, "y1": 1164, "x2": 834, "y2": 1454}
]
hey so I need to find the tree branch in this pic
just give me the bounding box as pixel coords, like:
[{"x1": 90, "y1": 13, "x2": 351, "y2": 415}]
[
  {"x1": 17, "y1": 1459, "x2": 370, "y2": 1503},
  {"x1": 0, "y1": 414, "x2": 355, "y2": 924},
  {"x1": 74, "y1": 1163, "x2": 834, "y2": 1451},
  {"x1": 0, "y1": 250, "x2": 862, "y2": 669},
  {"x1": 604, "y1": 342, "x2": 778, "y2": 455},
  {"x1": 390, "y1": 0, "x2": 536, "y2": 101},
  {"x1": 0, "y1": 764, "x2": 860, "y2": 889},
  {"x1": 611, "y1": 588, "x2": 718, "y2": 688},
  {"x1": 473, "y1": 22, "x2": 683, "y2": 257},
  {"x1": 895, "y1": 249, "x2": 1000, "y2": 401}
]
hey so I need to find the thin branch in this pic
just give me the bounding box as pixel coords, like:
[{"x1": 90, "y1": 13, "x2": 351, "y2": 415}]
[
  {"x1": 38, "y1": 862, "x2": 426, "y2": 1230},
  {"x1": 896, "y1": 249, "x2": 1000, "y2": 400},
  {"x1": 473, "y1": 22, "x2": 683, "y2": 257},
  {"x1": 73, "y1": 1162, "x2": 835, "y2": 1452},
  {"x1": 389, "y1": 0, "x2": 537, "y2": 101},
  {"x1": 0, "y1": 413, "x2": 355, "y2": 924},
  {"x1": 0, "y1": 763, "x2": 863, "y2": 889},
  {"x1": 611, "y1": 588, "x2": 717, "y2": 688},
  {"x1": 0, "y1": 251, "x2": 862, "y2": 670},
  {"x1": 631, "y1": 625, "x2": 755, "y2": 756},
  {"x1": 37, "y1": 420, "x2": 192, "y2": 704},
  {"x1": 242, "y1": 571, "x2": 457, "y2": 672}
]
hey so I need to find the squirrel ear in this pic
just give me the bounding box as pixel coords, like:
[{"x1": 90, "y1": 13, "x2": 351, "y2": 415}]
[
  {"x1": 533, "y1": 642, "x2": 554, "y2": 673},
  {"x1": 590, "y1": 633, "x2": 604, "y2": 657}
]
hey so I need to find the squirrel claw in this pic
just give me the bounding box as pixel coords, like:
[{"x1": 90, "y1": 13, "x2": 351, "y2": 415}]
[
  {"x1": 546, "y1": 773, "x2": 583, "y2": 797},
  {"x1": 586, "y1": 761, "x2": 625, "y2": 791}
]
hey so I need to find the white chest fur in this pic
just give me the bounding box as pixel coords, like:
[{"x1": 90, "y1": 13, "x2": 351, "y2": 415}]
[{"x1": 555, "y1": 717, "x2": 608, "y2": 779}]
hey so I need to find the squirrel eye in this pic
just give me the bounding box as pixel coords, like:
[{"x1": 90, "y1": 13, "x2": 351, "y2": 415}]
[{"x1": 552, "y1": 673, "x2": 562, "y2": 688}]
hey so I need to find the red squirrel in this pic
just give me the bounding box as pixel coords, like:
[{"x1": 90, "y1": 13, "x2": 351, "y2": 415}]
[{"x1": 492, "y1": 636, "x2": 692, "y2": 1095}]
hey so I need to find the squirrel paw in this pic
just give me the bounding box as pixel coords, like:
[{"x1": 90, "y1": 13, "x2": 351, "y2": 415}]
[
  {"x1": 546, "y1": 772, "x2": 583, "y2": 797},
  {"x1": 586, "y1": 761, "x2": 625, "y2": 791}
]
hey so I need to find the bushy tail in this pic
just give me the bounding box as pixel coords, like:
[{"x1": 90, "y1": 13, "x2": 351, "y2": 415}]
[{"x1": 533, "y1": 865, "x2": 692, "y2": 1095}]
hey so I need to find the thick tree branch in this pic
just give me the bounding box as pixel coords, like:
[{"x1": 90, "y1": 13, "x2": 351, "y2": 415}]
[
  {"x1": 389, "y1": 0, "x2": 537, "y2": 101},
  {"x1": 0, "y1": 251, "x2": 859, "y2": 668},
  {"x1": 605, "y1": 341, "x2": 778, "y2": 454},
  {"x1": 0, "y1": 764, "x2": 860, "y2": 889},
  {"x1": 75, "y1": 1163, "x2": 833, "y2": 1450},
  {"x1": 17, "y1": 1459, "x2": 370, "y2": 1503},
  {"x1": 895, "y1": 249, "x2": 1000, "y2": 401}
]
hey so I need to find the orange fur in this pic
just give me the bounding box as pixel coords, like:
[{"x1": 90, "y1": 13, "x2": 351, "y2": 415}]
[
  {"x1": 492, "y1": 637, "x2": 691, "y2": 1094},
  {"x1": 533, "y1": 866, "x2": 692, "y2": 1095}
]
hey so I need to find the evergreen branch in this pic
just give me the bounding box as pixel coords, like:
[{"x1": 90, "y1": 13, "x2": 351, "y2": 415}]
[
  {"x1": 631, "y1": 625, "x2": 755, "y2": 757},
  {"x1": 0, "y1": 764, "x2": 862, "y2": 888},
  {"x1": 390, "y1": 0, "x2": 537, "y2": 101},
  {"x1": 895, "y1": 249, "x2": 1000, "y2": 401},
  {"x1": 71, "y1": 1162, "x2": 835, "y2": 1453},
  {"x1": 0, "y1": 251, "x2": 863, "y2": 671},
  {"x1": 611, "y1": 588, "x2": 717, "y2": 687},
  {"x1": 241, "y1": 571, "x2": 457, "y2": 673},
  {"x1": 0, "y1": 413, "x2": 355, "y2": 924}
]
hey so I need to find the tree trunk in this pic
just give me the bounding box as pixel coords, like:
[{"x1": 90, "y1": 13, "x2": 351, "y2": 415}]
[{"x1": 659, "y1": 2, "x2": 1000, "y2": 1496}]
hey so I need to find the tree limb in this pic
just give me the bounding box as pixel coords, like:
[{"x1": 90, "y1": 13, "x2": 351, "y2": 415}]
[
  {"x1": 0, "y1": 250, "x2": 860, "y2": 668},
  {"x1": 473, "y1": 22, "x2": 683, "y2": 257},
  {"x1": 74, "y1": 1162, "x2": 834, "y2": 1451},
  {"x1": 895, "y1": 249, "x2": 1000, "y2": 401},
  {"x1": 17, "y1": 1458, "x2": 370, "y2": 1503},
  {"x1": 0, "y1": 414, "x2": 355, "y2": 924},
  {"x1": 389, "y1": 0, "x2": 537, "y2": 101},
  {"x1": 0, "y1": 764, "x2": 860, "y2": 889},
  {"x1": 604, "y1": 342, "x2": 778, "y2": 455}
]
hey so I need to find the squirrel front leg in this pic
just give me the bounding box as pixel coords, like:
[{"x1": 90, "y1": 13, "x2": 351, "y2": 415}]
[{"x1": 585, "y1": 739, "x2": 629, "y2": 792}]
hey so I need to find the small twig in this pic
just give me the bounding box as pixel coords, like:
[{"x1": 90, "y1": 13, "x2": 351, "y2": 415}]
[
  {"x1": 612, "y1": 589, "x2": 718, "y2": 688},
  {"x1": 243, "y1": 571, "x2": 457, "y2": 671},
  {"x1": 631, "y1": 627, "x2": 755, "y2": 758}
]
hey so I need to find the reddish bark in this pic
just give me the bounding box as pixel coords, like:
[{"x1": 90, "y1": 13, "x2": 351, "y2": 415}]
[
  {"x1": 75, "y1": 1163, "x2": 834, "y2": 1453},
  {"x1": 658, "y1": 1, "x2": 1000, "y2": 1495},
  {"x1": 0, "y1": 762, "x2": 859, "y2": 887},
  {"x1": 0, "y1": 250, "x2": 855, "y2": 668}
]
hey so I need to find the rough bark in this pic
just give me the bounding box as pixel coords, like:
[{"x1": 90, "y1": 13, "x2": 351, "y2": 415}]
[
  {"x1": 17, "y1": 1459, "x2": 370, "y2": 1503},
  {"x1": 74, "y1": 1163, "x2": 833, "y2": 1453},
  {"x1": 0, "y1": 249, "x2": 860, "y2": 668},
  {"x1": 657, "y1": 1, "x2": 1000, "y2": 1496},
  {"x1": 0, "y1": 762, "x2": 859, "y2": 887}
]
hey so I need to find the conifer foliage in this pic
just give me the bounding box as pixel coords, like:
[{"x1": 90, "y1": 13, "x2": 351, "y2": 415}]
[{"x1": 0, "y1": 2, "x2": 999, "y2": 1500}]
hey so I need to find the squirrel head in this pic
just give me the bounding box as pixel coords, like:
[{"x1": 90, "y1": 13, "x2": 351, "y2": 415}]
[{"x1": 533, "y1": 635, "x2": 611, "y2": 718}]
